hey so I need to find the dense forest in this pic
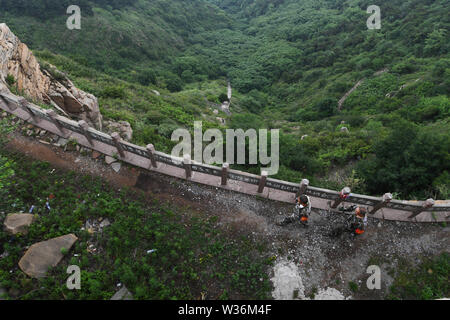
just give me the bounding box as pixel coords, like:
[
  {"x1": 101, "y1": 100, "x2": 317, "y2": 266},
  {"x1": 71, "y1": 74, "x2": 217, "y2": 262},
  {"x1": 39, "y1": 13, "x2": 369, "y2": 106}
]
[{"x1": 0, "y1": 0, "x2": 449, "y2": 200}]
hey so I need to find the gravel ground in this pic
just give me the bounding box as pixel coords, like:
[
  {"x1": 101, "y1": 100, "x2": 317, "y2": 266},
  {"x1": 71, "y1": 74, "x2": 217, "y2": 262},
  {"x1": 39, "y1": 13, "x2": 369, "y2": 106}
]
[{"x1": 166, "y1": 178, "x2": 449, "y2": 299}]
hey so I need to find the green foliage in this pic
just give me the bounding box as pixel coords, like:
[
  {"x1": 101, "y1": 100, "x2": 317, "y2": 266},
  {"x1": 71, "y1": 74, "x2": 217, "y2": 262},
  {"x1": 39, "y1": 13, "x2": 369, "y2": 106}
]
[
  {"x1": 135, "y1": 69, "x2": 157, "y2": 87},
  {"x1": 218, "y1": 93, "x2": 228, "y2": 103},
  {"x1": 0, "y1": 0, "x2": 448, "y2": 199},
  {"x1": 0, "y1": 156, "x2": 15, "y2": 191},
  {"x1": 349, "y1": 281, "x2": 358, "y2": 293},
  {"x1": 100, "y1": 86, "x2": 127, "y2": 99},
  {"x1": 0, "y1": 149, "x2": 272, "y2": 300},
  {"x1": 164, "y1": 73, "x2": 183, "y2": 92},
  {"x1": 388, "y1": 253, "x2": 450, "y2": 300},
  {"x1": 5, "y1": 74, "x2": 15, "y2": 86},
  {"x1": 357, "y1": 121, "x2": 450, "y2": 198}
]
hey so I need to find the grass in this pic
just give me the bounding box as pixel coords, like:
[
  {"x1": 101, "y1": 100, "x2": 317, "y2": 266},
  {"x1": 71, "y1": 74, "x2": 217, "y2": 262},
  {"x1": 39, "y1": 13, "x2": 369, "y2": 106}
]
[
  {"x1": 349, "y1": 281, "x2": 358, "y2": 293},
  {"x1": 387, "y1": 253, "x2": 450, "y2": 300},
  {"x1": 0, "y1": 143, "x2": 273, "y2": 300}
]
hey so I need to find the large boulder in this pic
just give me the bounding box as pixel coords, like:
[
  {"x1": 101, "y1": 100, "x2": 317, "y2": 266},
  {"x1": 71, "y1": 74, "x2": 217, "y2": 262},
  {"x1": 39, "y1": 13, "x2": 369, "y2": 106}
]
[
  {"x1": 0, "y1": 23, "x2": 102, "y2": 129},
  {"x1": 103, "y1": 120, "x2": 133, "y2": 141},
  {"x1": 4, "y1": 213, "x2": 35, "y2": 235},
  {"x1": 18, "y1": 234, "x2": 78, "y2": 278}
]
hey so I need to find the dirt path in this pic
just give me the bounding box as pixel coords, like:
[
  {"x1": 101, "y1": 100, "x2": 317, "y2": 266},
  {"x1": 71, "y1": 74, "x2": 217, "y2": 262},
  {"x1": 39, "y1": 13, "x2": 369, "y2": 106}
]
[{"x1": 5, "y1": 132, "x2": 450, "y2": 300}]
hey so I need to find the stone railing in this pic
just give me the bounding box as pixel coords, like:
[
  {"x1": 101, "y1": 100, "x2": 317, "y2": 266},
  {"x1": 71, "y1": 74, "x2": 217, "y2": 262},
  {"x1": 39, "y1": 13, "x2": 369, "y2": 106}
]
[{"x1": 1, "y1": 91, "x2": 449, "y2": 223}]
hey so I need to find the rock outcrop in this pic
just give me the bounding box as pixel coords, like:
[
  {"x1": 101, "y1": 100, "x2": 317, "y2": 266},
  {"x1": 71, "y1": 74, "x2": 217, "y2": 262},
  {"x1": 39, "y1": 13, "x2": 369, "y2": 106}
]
[
  {"x1": 0, "y1": 23, "x2": 102, "y2": 129},
  {"x1": 3, "y1": 213, "x2": 35, "y2": 235},
  {"x1": 18, "y1": 234, "x2": 78, "y2": 278},
  {"x1": 103, "y1": 120, "x2": 133, "y2": 141}
]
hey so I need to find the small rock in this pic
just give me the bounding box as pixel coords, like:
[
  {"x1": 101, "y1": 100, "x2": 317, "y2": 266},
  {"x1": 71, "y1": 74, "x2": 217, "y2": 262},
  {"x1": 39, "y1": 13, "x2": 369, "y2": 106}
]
[
  {"x1": 105, "y1": 156, "x2": 116, "y2": 165},
  {"x1": 3, "y1": 213, "x2": 35, "y2": 235},
  {"x1": 18, "y1": 234, "x2": 78, "y2": 278},
  {"x1": 92, "y1": 151, "x2": 101, "y2": 159},
  {"x1": 111, "y1": 286, "x2": 133, "y2": 300},
  {"x1": 57, "y1": 138, "x2": 68, "y2": 147},
  {"x1": 99, "y1": 219, "x2": 111, "y2": 229},
  {"x1": 111, "y1": 162, "x2": 121, "y2": 173}
]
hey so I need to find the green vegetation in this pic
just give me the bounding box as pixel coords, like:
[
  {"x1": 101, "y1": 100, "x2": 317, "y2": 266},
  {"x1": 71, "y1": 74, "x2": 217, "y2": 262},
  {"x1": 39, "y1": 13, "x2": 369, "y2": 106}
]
[
  {"x1": 349, "y1": 281, "x2": 358, "y2": 293},
  {"x1": 0, "y1": 0, "x2": 448, "y2": 199},
  {"x1": 0, "y1": 143, "x2": 273, "y2": 299},
  {"x1": 5, "y1": 74, "x2": 15, "y2": 86},
  {"x1": 388, "y1": 253, "x2": 450, "y2": 300}
]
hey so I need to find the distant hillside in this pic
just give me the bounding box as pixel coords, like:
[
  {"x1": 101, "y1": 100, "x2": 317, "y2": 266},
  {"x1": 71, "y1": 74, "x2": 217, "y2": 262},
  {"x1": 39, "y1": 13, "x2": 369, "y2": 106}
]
[{"x1": 1, "y1": 0, "x2": 449, "y2": 200}]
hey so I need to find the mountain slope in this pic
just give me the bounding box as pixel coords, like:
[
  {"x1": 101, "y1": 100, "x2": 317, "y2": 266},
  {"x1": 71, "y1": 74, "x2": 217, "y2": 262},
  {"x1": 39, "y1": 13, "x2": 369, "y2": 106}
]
[{"x1": 1, "y1": 0, "x2": 449, "y2": 199}]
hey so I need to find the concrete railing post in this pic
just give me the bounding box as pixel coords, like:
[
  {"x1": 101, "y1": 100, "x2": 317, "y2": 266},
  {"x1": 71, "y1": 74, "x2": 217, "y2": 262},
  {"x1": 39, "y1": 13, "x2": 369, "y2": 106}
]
[
  {"x1": 20, "y1": 98, "x2": 38, "y2": 122},
  {"x1": 0, "y1": 95, "x2": 17, "y2": 111},
  {"x1": 221, "y1": 163, "x2": 229, "y2": 186},
  {"x1": 183, "y1": 154, "x2": 192, "y2": 179},
  {"x1": 46, "y1": 110, "x2": 68, "y2": 137},
  {"x1": 408, "y1": 199, "x2": 435, "y2": 219},
  {"x1": 258, "y1": 171, "x2": 268, "y2": 193},
  {"x1": 331, "y1": 187, "x2": 351, "y2": 209},
  {"x1": 111, "y1": 132, "x2": 125, "y2": 158},
  {"x1": 146, "y1": 144, "x2": 157, "y2": 168},
  {"x1": 369, "y1": 193, "x2": 393, "y2": 215},
  {"x1": 297, "y1": 179, "x2": 310, "y2": 197},
  {"x1": 78, "y1": 120, "x2": 93, "y2": 146}
]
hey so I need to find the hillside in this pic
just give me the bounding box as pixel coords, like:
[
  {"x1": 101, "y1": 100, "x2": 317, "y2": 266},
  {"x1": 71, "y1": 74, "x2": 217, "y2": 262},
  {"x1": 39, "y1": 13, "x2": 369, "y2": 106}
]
[{"x1": 0, "y1": 0, "x2": 449, "y2": 200}]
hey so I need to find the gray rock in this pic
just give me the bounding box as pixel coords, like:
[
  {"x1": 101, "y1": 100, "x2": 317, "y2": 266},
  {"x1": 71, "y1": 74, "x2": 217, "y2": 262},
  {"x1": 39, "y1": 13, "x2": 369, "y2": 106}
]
[
  {"x1": 0, "y1": 23, "x2": 103, "y2": 129},
  {"x1": 111, "y1": 162, "x2": 121, "y2": 173},
  {"x1": 4, "y1": 213, "x2": 35, "y2": 235},
  {"x1": 111, "y1": 286, "x2": 133, "y2": 300},
  {"x1": 18, "y1": 234, "x2": 78, "y2": 278},
  {"x1": 99, "y1": 219, "x2": 111, "y2": 229},
  {"x1": 103, "y1": 120, "x2": 133, "y2": 142},
  {"x1": 57, "y1": 137, "x2": 68, "y2": 147},
  {"x1": 105, "y1": 156, "x2": 116, "y2": 165}
]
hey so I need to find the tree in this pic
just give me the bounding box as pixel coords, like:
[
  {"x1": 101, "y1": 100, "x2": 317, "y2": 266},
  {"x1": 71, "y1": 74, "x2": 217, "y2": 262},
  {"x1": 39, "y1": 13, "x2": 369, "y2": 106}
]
[
  {"x1": 136, "y1": 69, "x2": 157, "y2": 86},
  {"x1": 424, "y1": 29, "x2": 448, "y2": 56},
  {"x1": 357, "y1": 122, "x2": 450, "y2": 198}
]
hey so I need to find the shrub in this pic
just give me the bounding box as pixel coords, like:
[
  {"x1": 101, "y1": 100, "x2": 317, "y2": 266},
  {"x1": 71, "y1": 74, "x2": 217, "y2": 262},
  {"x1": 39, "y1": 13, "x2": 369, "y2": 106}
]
[
  {"x1": 100, "y1": 86, "x2": 127, "y2": 99},
  {"x1": 5, "y1": 74, "x2": 15, "y2": 86},
  {"x1": 135, "y1": 69, "x2": 157, "y2": 86},
  {"x1": 218, "y1": 93, "x2": 228, "y2": 103}
]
